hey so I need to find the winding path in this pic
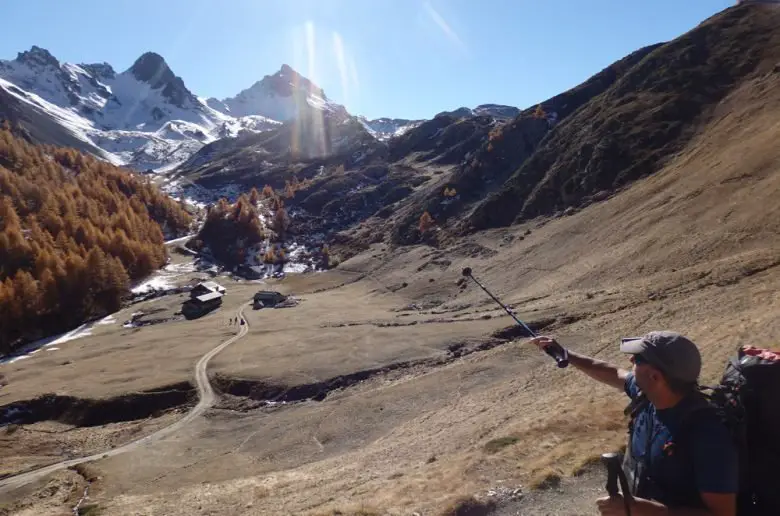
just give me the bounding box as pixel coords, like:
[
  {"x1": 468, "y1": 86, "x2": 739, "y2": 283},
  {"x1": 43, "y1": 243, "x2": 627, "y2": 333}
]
[{"x1": 0, "y1": 304, "x2": 250, "y2": 493}]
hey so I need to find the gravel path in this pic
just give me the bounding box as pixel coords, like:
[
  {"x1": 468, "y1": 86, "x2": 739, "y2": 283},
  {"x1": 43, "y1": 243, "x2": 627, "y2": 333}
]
[{"x1": 494, "y1": 467, "x2": 605, "y2": 516}]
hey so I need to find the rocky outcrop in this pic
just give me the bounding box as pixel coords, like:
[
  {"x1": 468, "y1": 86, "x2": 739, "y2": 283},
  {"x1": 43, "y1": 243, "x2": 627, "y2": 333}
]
[
  {"x1": 128, "y1": 52, "x2": 198, "y2": 108},
  {"x1": 387, "y1": 113, "x2": 495, "y2": 164},
  {"x1": 15, "y1": 46, "x2": 60, "y2": 69}
]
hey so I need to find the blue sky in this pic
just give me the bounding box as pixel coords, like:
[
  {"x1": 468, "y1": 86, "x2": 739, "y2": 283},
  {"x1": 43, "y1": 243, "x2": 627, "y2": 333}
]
[{"x1": 2, "y1": 0, "x2": 735, "y2": 120}]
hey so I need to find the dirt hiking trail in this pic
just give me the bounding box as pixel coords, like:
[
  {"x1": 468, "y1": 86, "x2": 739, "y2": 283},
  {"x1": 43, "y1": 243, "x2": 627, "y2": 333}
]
[{"x1": 0, "y1": 304, "x2": 250, "y2": 494}]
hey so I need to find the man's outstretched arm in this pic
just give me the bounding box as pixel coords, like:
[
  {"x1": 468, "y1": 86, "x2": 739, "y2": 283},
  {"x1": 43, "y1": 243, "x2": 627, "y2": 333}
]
[{"x1": 529, "y1": 336, "x2": 630, "y2": 391}]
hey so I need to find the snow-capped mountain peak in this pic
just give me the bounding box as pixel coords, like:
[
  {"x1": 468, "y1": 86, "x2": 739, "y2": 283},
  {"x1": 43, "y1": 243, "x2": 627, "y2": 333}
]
[
  {"x1": 16, "y1": 45, "x2": 61, "y2": 69},
  {"x1": 265, "y1": 63, "x2": 324, "y2": 98},
  {"x1": 127, "y1": 52, "x2": 197, "y2": 109},
  {"x1": 206, "y1": 64, "x2": 349, "y2": 122},
  {"x1": 0, "y1": 46, "x2": 283, "y2": 171},
  {"x1": 0, "y1": 46, "x2": 106, "y2": 111}
]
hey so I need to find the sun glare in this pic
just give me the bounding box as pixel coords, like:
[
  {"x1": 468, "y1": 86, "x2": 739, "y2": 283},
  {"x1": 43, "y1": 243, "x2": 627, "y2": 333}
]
[{"x1": 287, "y1": 19, "x2": 364, "y2": 159}]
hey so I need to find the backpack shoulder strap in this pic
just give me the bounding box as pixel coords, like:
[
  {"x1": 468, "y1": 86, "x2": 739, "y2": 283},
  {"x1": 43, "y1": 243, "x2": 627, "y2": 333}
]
[
  {"x1": 670, "y1": 393, "x2": 720, "y2": 447},
  {"x1": 624, "y1": 392, "x2": 649, "y2": 419},
  {"x1": 681, "y1": 397, "x2": 717, "y2": 426}
]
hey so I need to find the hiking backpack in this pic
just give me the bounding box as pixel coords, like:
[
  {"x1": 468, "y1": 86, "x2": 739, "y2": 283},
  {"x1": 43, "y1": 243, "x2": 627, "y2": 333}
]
[
  {"x1": 623, "y1": 345, "x2": 780, "y2": 515},
  {"x1": 698, "y1": 345, "x2": 780, "y2": 515}
]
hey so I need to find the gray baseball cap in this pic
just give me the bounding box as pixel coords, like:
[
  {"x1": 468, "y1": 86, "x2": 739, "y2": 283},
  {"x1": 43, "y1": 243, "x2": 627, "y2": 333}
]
[{"x1": 620, "y1": 330, "x2": 701, "y2": 383}]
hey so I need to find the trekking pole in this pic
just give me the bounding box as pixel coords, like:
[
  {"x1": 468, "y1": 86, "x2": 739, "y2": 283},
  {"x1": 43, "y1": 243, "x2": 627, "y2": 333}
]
[
  {"x1": 601, "y1": 452, "x2": 633, "y2": 516},
  {"x1": 461, "y1": 267, "x2": 569, "y2": 368}
]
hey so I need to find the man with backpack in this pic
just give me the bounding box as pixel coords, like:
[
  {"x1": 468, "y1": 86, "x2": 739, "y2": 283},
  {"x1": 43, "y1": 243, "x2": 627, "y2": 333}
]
[{"x1": 530, "y1": 331, "x2": 739, "y2": 516}]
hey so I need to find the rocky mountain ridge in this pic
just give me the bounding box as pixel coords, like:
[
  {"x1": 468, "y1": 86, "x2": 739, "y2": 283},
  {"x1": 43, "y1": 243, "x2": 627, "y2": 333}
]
[
  {"x1": 0, "y1": 49, "x2": 353, "y2": 170},
  {"x1": 0, "y1": 46, "x2": 523, "y2": 173},
  {"x1": 274, "y1": 2, "x2": 780, "y2": 261}
]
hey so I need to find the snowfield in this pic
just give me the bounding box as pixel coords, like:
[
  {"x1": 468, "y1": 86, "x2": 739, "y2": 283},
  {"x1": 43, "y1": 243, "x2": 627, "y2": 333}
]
[
  {"x1": 0, "y1": 313, "x2": 117, "y2": 365},
  {"x1": 130, "y1": 260, "x2": 197, "y2": 295}
]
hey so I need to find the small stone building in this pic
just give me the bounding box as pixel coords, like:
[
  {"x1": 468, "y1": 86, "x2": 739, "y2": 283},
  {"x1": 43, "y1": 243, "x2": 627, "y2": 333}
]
[
  {"x1": 182, "y1": 282, "x2": 225, "y2": 319},
  {"x1": 253, "y1": 291, "x2": 287, "y2": 309},
  {"x1": 182, "y1": 291, "x2": 223, "y2": 319}
]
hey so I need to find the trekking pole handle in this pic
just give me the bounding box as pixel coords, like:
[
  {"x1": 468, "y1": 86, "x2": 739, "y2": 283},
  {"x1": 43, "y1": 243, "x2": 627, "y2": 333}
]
[
  {"x1": 542, "y1": 340, "x2": 570, "y2": 369},
  {"x1": 618, "y1": 464, "x2": 634, "y2": 511},
  {"x1": 601, "y1": 453, "x2": 633, "y2": 515},
  {"x1": 603, "y1": 453, "x2": 620, "y2": 497}
]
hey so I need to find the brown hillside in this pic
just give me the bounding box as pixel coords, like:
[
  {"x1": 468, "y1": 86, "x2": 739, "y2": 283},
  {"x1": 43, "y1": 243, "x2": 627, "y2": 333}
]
[
  {"x1": 378, "y1": 44, "x2": 661, "y2": 246},
  {"x1": 468, "y1": 3, "x2": 780, "y2": 230},
  {"x1": 450, "y1": 41, "x2": 663, "y2": 207}
]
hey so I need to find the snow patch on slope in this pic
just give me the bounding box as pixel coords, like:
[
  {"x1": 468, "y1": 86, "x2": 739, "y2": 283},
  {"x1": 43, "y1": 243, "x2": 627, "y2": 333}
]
[
  {"x1": 0, "y1": 76, "x2": 120, "y2": 163},
  {"x1": 358, "y1": 116, "x2": 423, "y2": 140},
  {"x1": 0, "y1": 313, "x2": 118, "y2": 364}
]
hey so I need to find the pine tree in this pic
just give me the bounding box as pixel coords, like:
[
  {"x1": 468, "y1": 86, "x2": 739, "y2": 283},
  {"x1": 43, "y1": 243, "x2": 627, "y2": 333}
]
[
  {"x1": 232, "y1": 194, "x2": 250, "y2": 221},
  {"x1": 105, "y1": 256, "x2": 129, "y2": 300},
  {"x1": 419, "y1": 211, "x2": 434, "y2": 233},
  {"x1": 38, "y1": 268, "x2": 59, "y2": 315},
  {"x1": 0, "y1": 281, "x2": 10, "y2": 350},
  {"x1": 0, "y1": 197, "x2": 21, "y2": 230},
  {"x1": 0, "y1": 279, "x2": 17, "y2": 347},
  {"x1": 13, "y1": 270, "x2": 40, "y2": 317},
  {"x1": 86, "y1": 247, "x2": 108, "y2": 293},
  {"x1": 248, "y1": 216, "x2": 264, "y2": 241},
  {"x1": 272, "y1": 206, "x2": 290, "y2": 236},
  {"x1": 3, "y1": 225, "x2": 31, "y2": 272}
]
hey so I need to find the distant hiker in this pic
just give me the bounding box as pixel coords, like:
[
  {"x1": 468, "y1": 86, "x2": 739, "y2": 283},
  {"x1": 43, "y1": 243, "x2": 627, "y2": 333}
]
[{"x1": 530, "y1": 331, "x2": 738, "y2": 516}]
